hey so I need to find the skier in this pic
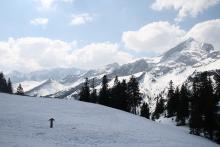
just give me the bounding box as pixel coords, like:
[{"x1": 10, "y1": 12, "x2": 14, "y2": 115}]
[{"x1": 49, "y1": 118, "x2": 55, "y2": 128}]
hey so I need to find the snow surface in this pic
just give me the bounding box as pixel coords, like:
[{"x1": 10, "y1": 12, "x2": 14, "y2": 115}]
[{"x1": 0, "y1": 93, "x2": 219, "y2": 147}]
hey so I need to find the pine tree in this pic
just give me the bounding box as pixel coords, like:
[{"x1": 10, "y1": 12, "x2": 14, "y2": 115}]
[
  {"x1": 0, "y1": 72, "x2": 8, "y2": 93},
  {"x1": 140, "y1": 102, "x2": 150, "y2": 119},
  {"x1": 127, "y1": 75, "x2": 142, "y2": 114},
  {"x1": 119, "y1": 79, "x2": 129, "y2": 112},
  {"x1": 174, "y1": 87, "x2": 180, "y2": 115},
  {"x1": 152, "y1": 95, "x2": 165, "y2": 120},
  {"x1": 110, "y1": 76, "x2": 121, "y2": 108},
  {"x1": 215, "y1": 71, "x2": 220, "y2": 101},
  {"x1": 90, "y1": 78, "x2": 97, "y2": 103},
  {"x1": 199, "y1": 74, "x2": 217, "y2": 139},
  {"x1": 214, "y1": 72, "x2": 220, "y2": 143},
  {"x1": 189, "y1": 77, "x2": 203, "y2": 135},
  {"x1": 7, "y1": 78, "x2": 13, "y2": 94},
  {"x1": 167, "y1": 80, "x2": 176, "y2": 117},
  {"x1": 79, "y1": 78, "x2": 90, "y2": 102},
  {"x1": 0, "y1": 72, "x2": 4, "y2": 92},
  {"x1": 109, "y1": 76, "x2": 130, "y2": 111},
  {"x1": 16, "y1": 84, "x2": 24, "y2": 95},
  {"x1": 99, "y1": 75, "x2": 109, "y2": 106},
  {"x1": 215, "y1": 114, "x2": 220, "y2": 144},
  {"x1": 176, "y1": 84, "x2": 189, "y2": 125}
]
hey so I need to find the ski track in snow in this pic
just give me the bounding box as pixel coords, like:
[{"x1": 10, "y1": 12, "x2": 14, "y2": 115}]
[{"x1": 0, "y1": 93, "x2": 219, "y2": 147}]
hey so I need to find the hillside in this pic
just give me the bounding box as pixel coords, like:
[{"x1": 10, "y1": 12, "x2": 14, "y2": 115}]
[{"x1": 0, "y1": 93, "x2": 219, "y2": 147}]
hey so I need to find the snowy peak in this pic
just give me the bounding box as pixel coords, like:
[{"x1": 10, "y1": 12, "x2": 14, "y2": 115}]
[
  {"x1": 7, "y1": 67, "x2": 86, "y2": 83},
  {"x1": 160, "y1": 38, "x2": 217, "y2": 65},
  {"x1": 105, "y1": 63, "x2": 120, "y2": 70},
  {"x1": 111, "y1": 59, "x2": 149, "y2": 77},
  {"x1": 25, "y1": 78, "x2": 66, "y2": 97}
]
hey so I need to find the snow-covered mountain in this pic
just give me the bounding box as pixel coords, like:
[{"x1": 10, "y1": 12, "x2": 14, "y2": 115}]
[
  {"x1": 10, "y1": 38, "x2": 220, "y2": 111},
  {"x1": 25, "y1": 79, "x2": 67, "y2": 97},
  {"x1": 0, "y1": 92, "x2": 219, "y2": 147},
  {"x1": 8, "y1": 67, "x2": 86, "y2": 83}
]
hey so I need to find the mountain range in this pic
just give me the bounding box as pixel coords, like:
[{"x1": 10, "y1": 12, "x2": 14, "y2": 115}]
[{"x1": 8, "y1": 38, "x2": 220, "y2": 111}]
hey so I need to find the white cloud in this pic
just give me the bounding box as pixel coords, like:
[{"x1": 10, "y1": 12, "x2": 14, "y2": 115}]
[
  {"x1": 62, "y1": 0, "x2": 74, "y2": 3},
  {"x1": 30, "y1": 18, "x2": 49, "y2": 26},
  {"x1": 35, "y1": 0, "x2": 74, "y2": 10},
  {"x1": 36, "y1": 0, "x2": 56, "y2": 10},
  {"x1": 0, "y1": 37, "x2": 72, "y2": 73},
  {"x1": 122, "y1": 19, "x2": 220, "y2": 53},
  {"x1": 1, "y1": 19, "x2": 220, "y2": 73},
  {"x1": 69, "y1": 13, "x2": 94, "y2": 26},
  {"x1": 122, "y1": 21, "x2": 185, "y2": 52},
  {"x1": 0, "y1": 37, "x2": 133, "y2": 73},
  {"x1": 151, "y1": 0, "x2": 220, "y2": 22},
  {"x1": 186, "y1": 19, "x2": 220, "y2": 50},
  {"x1": 70, "y1": 43, "x2": 133, "y2": 69}
]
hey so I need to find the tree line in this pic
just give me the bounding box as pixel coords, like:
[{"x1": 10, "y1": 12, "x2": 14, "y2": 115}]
[
  {"x1": 152, "y1": 72, "x2": 220, "y2": 144},
  {"x1": 0, "y1": 72, "x2": 24, "y2": 95},
  {"x1": 79, "y1": 75, "x2": 149, "y2": 118}
]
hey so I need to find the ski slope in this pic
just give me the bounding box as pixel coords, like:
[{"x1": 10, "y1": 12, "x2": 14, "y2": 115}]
[{"x1": 0, "y1": 93, "x2": 218, "y2": 147}]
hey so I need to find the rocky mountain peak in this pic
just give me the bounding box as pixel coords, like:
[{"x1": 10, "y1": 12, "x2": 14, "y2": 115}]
[{"x1": 160, "y1": 38, "x2": 217, "y2": 65}]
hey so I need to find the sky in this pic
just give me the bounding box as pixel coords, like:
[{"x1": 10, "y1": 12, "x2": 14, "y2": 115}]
[{"x1": 0, "y1": 0, "x2": 220, "y2": 73}]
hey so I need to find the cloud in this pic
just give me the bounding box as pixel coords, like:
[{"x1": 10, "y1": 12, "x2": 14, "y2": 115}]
[
  {"x1": 35, "y1": 0, "x2": 74, "y2": 10},
  {"x1": 0, "y1": 37, "x2": 133, "y2": 73},
  {"x1": 1, "y1": 19, "x2": 219, "y2": 73},
  {"x1": 122, "y1": 21, "x2": 185, "y2": 52},
  {"x1": 186, "y1": 19, "x2": 220, "y2": 50},
  {"x1": 69, "y1": 13, "x2": 94, "y2": 26},
  {"x1": 0, "y1": 37, "x2": 72, "y2": 73},
  {"x1": 36, "y1": 0, "x2": 56, "y2": 10},
  {"x1": 30, "y1": 18, "x2": 49, "y2": 26},
  {"x1": 122, "y1": 19, "x2": 220, "y2": 53},
  {"x1": 70, "y1": 43, "x2": 133, "y2": 69},
  {"x1": 151, "y1": 0, "x2": 220, "y2": 22},
  {"x1": 62, "y1": 0, "x2": 74, "y2": 3}
]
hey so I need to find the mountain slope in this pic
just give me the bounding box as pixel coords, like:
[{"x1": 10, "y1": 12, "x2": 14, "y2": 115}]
[
  {"x1": 25, "y1": 79, "x2": 66, "y2": 97},
  {"x1": 0, "y1": 93, "x2": 219, "y2": 147},
  {"x1": 11, "y1": 38, "x2": 220, "y2": 112},
  {"x1": 13, "y1": 80, "x2": 45, "y2": 92},
  {"x1": 7, "y1": 67, "x2": 85, "y2": 83},
  {"x1": 49, "y1": 38, "x2": 220, "y2": 100}
]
